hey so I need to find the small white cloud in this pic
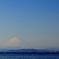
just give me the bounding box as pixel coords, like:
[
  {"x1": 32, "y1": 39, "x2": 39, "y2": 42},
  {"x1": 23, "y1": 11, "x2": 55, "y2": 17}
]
[{"x1": 2, "y1": 37, "x2": 24, "y2": 48}]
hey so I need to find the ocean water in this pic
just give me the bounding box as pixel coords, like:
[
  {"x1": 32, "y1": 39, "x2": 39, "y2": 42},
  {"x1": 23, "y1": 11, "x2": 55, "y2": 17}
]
[{"x1": 0, "y1": 53, "x2": 59, "y2": 59}]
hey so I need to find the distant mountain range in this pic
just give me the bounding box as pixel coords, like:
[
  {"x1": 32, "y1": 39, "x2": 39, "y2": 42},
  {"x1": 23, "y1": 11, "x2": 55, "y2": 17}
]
[
  {"x1": 8, "y1": 49, "x2": 50, "y2": 52},
  {"x1": 0, "y1": 48, "x2": 59, "y2": 52}
]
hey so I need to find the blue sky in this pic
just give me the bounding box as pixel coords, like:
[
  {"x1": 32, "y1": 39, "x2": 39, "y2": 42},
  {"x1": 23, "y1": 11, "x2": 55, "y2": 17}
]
[{"x1": 0, "y1": 0, "x2": 59, "y2": 49}]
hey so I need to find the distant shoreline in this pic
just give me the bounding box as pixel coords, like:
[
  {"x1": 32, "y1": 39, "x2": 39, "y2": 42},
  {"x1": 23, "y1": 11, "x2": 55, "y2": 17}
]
[{"x1": 0, "y1": 52, "x2": 59, "y2": 54}]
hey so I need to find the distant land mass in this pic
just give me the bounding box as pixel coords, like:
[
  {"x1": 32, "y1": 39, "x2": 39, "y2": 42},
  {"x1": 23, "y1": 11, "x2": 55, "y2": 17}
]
[
  {"x1": 0, "y1": 49, "x2": 59, "y2": 54},
  {"x1": 8, "y1": 49, "x2": 50, "y2": 52},
  {"x1": 0, "y1": 48, "x2": 59, "y2": 52}
]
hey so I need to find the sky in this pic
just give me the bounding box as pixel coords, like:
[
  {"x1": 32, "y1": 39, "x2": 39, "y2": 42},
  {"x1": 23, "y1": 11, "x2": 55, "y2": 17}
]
[{"x1": 0, "y1": 0, "x2": 59, "y2": 49}]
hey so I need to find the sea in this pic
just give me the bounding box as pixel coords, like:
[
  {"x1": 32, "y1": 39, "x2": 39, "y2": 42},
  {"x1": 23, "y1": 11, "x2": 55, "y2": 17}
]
[{"x1": 0, "y1": 53, "x2": 59, "y2": 59}]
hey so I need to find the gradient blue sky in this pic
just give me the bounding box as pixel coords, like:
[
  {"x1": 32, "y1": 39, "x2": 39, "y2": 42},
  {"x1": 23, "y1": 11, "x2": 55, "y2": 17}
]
[{"x1": 0, "y1": 0, "x2": 59, "y2": 49}]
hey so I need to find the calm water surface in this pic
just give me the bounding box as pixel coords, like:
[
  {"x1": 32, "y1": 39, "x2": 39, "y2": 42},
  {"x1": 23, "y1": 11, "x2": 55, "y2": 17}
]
[{"x1": 0, "y1": 53, "x2": 59, "y2": 59}]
